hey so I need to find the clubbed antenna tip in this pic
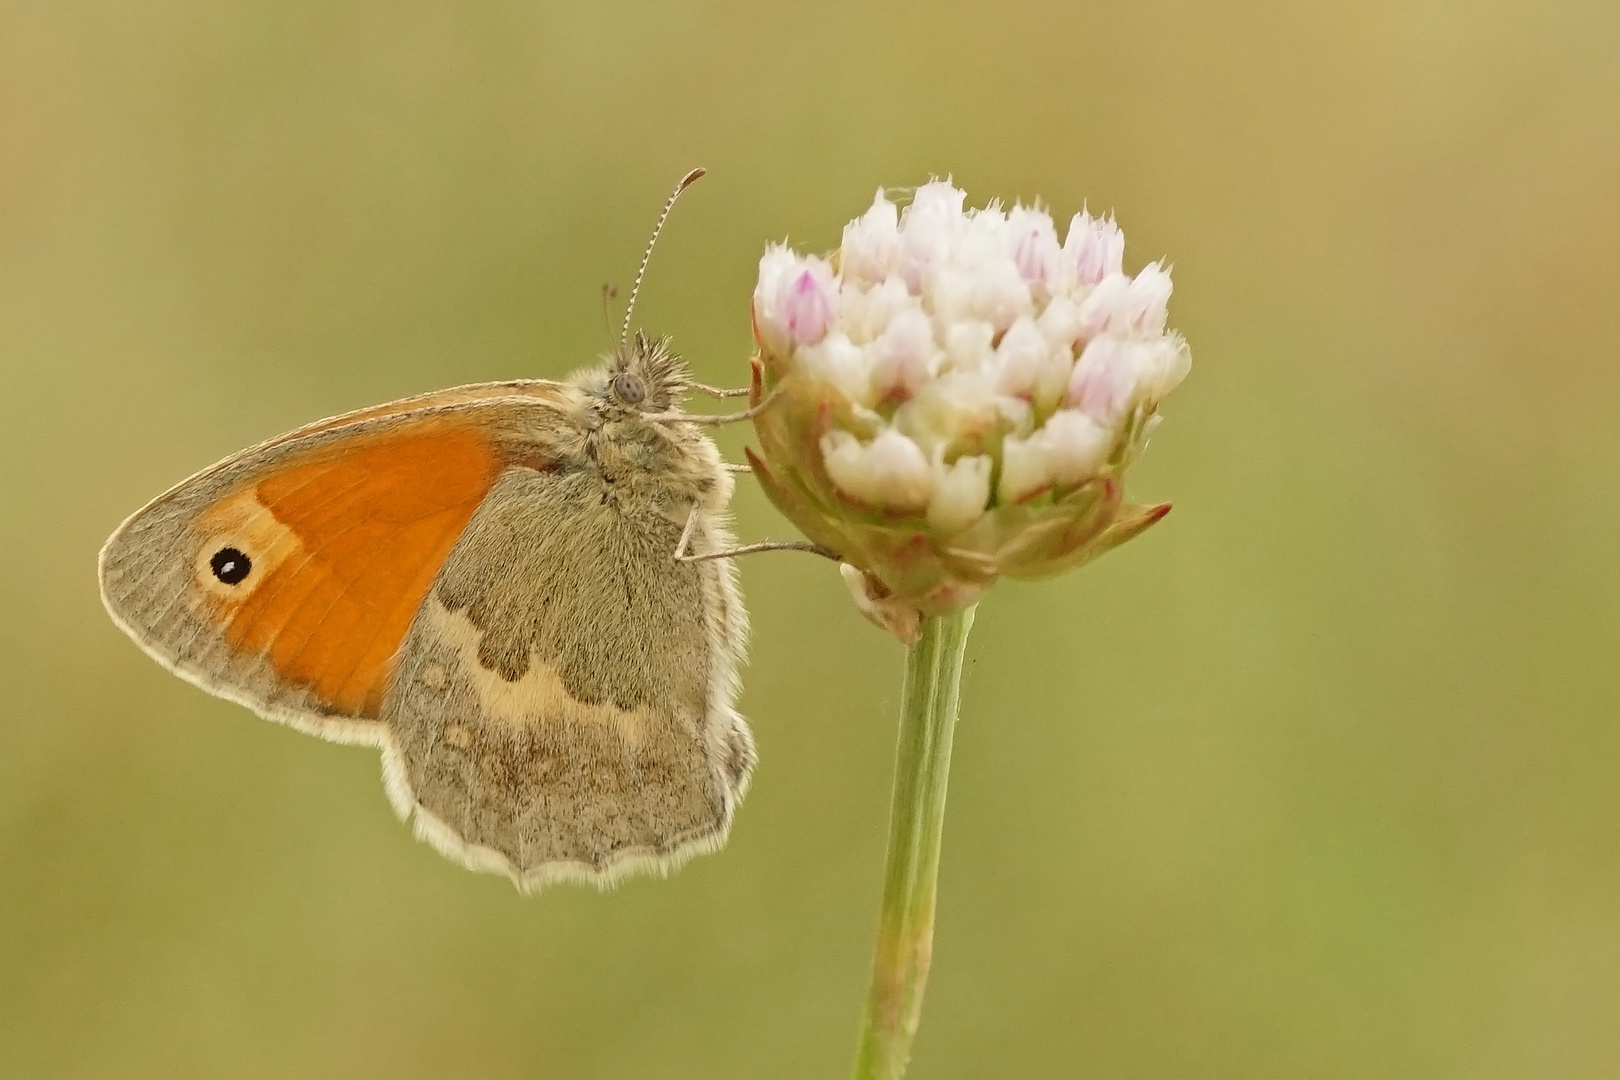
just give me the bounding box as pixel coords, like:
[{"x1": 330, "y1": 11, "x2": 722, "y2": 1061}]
[{"x1": 620, "y1": 168, "x2": 706, "y2": 347}]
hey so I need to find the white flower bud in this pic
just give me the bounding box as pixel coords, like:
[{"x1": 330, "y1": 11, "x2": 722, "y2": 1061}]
[
  {"x1": 1125, "y1": 262, "x2": 1173, "y2": 335},
  {"x1": 943, "y1": 319, "x2": 995, "y2": 372},
  {"x1": 962, "y1": 203, "x2": 1007, "y2": 248},
  {"x1": 841, "y1": 190, "x2": 900, "y2": 286},
  {"x1": 1065, "y1": 211, "x2": 1125, "y2": 286},
  {"x1": 752, "y1": 245, "x2": 800, "y2": 355},
  {"x1": 996, "y1": 392, "x2": 1034, "y2": 435},
  {"x1": 926, "y1": 264, "x2": 976, "y2": 326},
  {"x1": 840, "y1": 276, "x2": 915, "y2": 345},
  {"x1": 992, "y1": 316, "x2": 1050, "y2": 399},
  {"x1": 927, "y1": 453, "x2": 993, "y2": 534},
  {"x1": 909, "y1": 179, "x2": 967, "y2": 222},
  {"x1": 926, "y1": 258, "x2": 1031, "y2": 331},
  {"x1": 1040, "y1": 409, "x2": 1113, "y2": 485},
  {"x1": 1037, "y1": 294, "x2": 1083, "y2": 351},
  {"x1": 866, "y1": 429, "x2": 934, "y2": 509},
  {"x1": 1146, "y1": 334, "x2": 1192, "y2": 398},
  {"x1": 897, "y1": 181, "x2": 966, "y2": 292},
  {"x1": 822, "y1": 428, "x2": 933, "y2": 510},
  {"x1": 1067, "y1": 335, "x2": 1142, "y2": 424},
  {"x1": 997, "y1": 432, "x2": 1050, "y2": 504},
  {"x1": 1032, "y1": 349, "x2": 1074, "y2": 416},
  {"x1": 968, "y1": 257, "x2": 1034, "y2": 332},
  {"x1": 1076, "y1": 272, "x2": 1132, "y2": 338},
  {"x1": 870, "y1": 308, "x2": 938, "y2": 401},
  {"x1": 798, "y1": 331, "x2": 873, "y2": 407},
  {"x1": 1075, "y1": 263, "x2": 1175, "y2": 339},
  {"x1": 895, "y1": 367, "x2": 1004, "y2": 454},
  {"x1": 1007, "y1": 205, "x2": 1062, "y2": 290},
  {"x1": 821, "y1": 430, "x2": 873, "y2": 502},
  {"x1": 997, "y1": 409, "x2": 1115, "y2": 503}
]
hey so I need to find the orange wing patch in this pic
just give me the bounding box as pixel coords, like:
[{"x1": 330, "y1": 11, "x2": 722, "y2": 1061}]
[{"x1": 192, "y1": 422, "x2": 503, "y2": 718}]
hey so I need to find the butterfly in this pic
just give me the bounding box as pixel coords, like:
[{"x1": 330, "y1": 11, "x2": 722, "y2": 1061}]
[{"x1": 98, "y1": 170, "x2": 824, "y2": 892}]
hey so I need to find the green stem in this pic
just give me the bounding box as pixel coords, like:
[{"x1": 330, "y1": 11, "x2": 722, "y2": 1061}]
[{"x1": 851, "y1": 607, "x2": 977, "y2": 1080}]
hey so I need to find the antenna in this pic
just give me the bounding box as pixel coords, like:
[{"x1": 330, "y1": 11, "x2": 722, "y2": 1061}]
[{"x1": 620, "y1": 167, "x2": 705, "y2": 347}]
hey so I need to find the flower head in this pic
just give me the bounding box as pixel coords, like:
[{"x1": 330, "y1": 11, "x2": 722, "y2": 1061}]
[{"x1": 748, "y1": 181, "x2": 1189, "y2": 634}]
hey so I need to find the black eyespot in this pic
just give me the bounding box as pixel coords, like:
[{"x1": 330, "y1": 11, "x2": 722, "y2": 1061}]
[
  {"x1": 612, "y1": 371, "x2": 646, "y2": 405},
  {"x1": 210, "y1": 546, "x2": 252, "y2": 585}
]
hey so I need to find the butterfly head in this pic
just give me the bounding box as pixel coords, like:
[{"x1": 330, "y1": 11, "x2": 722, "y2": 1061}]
[{"x1": 578, "y1": 331, "x2": 691, "y2": 418}]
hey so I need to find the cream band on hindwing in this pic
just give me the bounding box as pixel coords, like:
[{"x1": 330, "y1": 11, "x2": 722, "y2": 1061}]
[{"x1": 411, "y1": 598, "x2": 654, "y2": 746}]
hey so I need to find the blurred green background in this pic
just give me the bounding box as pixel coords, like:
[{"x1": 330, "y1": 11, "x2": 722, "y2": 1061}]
[{"x1": 3, "y1": 2, "x2": 1619, "y2": 1077}]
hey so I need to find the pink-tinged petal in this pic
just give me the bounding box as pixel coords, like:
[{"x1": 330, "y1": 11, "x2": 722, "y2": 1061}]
[
  {"x1": 1065, "y1": 211, "x2": 1125, "y2": 286},
  {"x1": 775, "y1": 260, "x2": 837, "y2": 346},
  {"x1": 752, "y1": 245, "x2": 801, "y2": 354},
  {"x1": 1007, "y1": 206, "x2": 1061, "y2": 287},
  {"x1": 1076, "y1": 272, "x2": 1132, "y2": 338},
  {"x1": 1126, "y1": 263, "x2": 1173, "y2": 334},
  {"x1": 1067, "y1": 335, "x2": 1140, "y2": 424}
]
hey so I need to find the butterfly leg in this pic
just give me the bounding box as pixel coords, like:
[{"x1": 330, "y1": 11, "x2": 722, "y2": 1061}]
[
  {"x1": 644, "y1": 388, "x2": 781, "y2": 427},
  {"x1": 680, "y1": 540, "x2": 841, "y2": 563},
  {"x1": 673, "y1": 505, "x2": 701, "y2": 561},
  {"x1": 672, "y1": 506, "x2": 839, "y2": 564},
  {"x1": 689, "y1": 383, "x2": 751, "y2": 399},
  {"x1": 723, "y1": 462, "x2": 752, "y2": 474}
]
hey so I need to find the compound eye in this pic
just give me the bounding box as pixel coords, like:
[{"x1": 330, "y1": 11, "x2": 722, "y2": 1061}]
[{"x1": 612, "y1": 371, "x2": 647, "y2": 405}]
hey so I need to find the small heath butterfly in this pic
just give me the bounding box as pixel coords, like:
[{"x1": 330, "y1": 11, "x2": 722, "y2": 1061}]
[{"x1": 98, "y1": 170, "x2": 794, "y2": 892}]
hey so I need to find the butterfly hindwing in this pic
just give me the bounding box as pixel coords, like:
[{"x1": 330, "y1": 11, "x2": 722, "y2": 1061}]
[{"x1": 383, "y1": 463, "x2": 754, "y2": 887}]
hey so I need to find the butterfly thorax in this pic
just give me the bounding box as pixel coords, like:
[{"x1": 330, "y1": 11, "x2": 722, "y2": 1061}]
[{"x1": 568, "y1": 333, "x2": 730, "y2": 513}]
